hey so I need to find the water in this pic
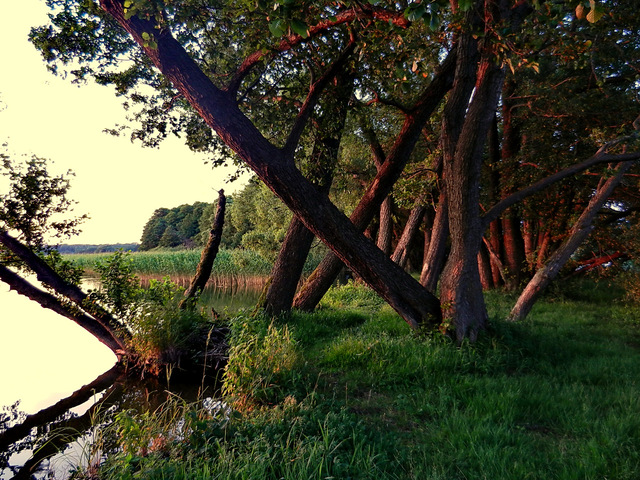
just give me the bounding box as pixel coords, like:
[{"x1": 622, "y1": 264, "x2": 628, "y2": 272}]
[{"x1": 0, "y1": 279, "x2": 263, "y2": 479}]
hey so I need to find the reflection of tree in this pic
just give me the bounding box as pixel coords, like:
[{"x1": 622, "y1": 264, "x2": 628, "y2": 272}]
[{"x1": 0, "y1": 365, "x2": 219, "y2": 479}]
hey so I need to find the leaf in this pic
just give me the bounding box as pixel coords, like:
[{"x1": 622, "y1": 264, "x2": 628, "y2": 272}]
[
  {"x1": 269, "y1": 20, "x2": 286, "y2": 37},
  {"x1": 575, "y1": 4, "x2": 586, "y2": 19},
  {"x1": 458, "y1": 0, "x2": 473, "y2": 12},
  {"x1": 405, "y1": 5, "x2": 425, "y2": 22},
  {"x1": 290, "y1": 19, "x2": 309, "y2": 38},
  {"x1": 586, "y1": 2, "x2": 605, "y2": 23}
]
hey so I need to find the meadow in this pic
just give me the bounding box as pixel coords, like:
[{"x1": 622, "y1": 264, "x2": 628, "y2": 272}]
[{"x1": 82, "y1": 279, "x2": 640, "y2": 480}]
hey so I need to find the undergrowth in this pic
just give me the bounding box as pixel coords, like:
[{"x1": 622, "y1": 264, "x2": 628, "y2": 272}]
[{"x1": 81, "y1": 280, "x2": 640, "y2": 480}]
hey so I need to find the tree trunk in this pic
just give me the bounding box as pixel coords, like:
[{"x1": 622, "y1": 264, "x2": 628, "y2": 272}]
[
  {"x1": 180, "y1": 189, "x2": 226, "y2": 309},
  {"x1": 0, "y1": 230, "x2": 127, "y2": 351},
  {"x1": 420, "y1": 190, "x2": 448, "y2": 293},
  {"x1": 391, "y1": 200, "x2": 426, "y2": 268},
  {"x1": 263, "y1": 217, "x2": 317, "y2": 315},
  {"x1": 377, "y1": 196, "x2": 394, "y2": 256},
  {"x1": 501, "y1": 213, "x2": 526, "y2": 290},
  {"x1": 439, "y1": 29, "x2": 506, "y2": 341},
  {"x1": 477, "y1": 243, "x2": 494, "y2": 290},
  {"x1": 263, "y1": 70, "x2": 352, "y2": 315},
  {"x1": 99, "y1": 0, "x2": 453, "y2": 329},
  {"x1": 509, "y1": 161, "x2": 634, "y2": 322},
  {"x1": 0, "y1": 264, "x2": 125, "y2": 354}
]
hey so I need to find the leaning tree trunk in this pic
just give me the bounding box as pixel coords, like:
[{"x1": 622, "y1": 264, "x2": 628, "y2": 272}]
[
  {"x1": 420, "y1": 190, "x2": 448, "y2": 292},
  {"x1": 0, "y1": 230, "x2": 127, "y2": 353},
  {"x1": 99, "y1": 0, "x2": 453, "y2": 329},
  {"x1": 509, "y1": 161, "x2": 634, "y2": 322},
  {"x1": 290, "y1": 54, "x2": 456, "y2": 312},
  {"x1": 263, "y1": 70, "x2": 353, "y2": 315},
  {"x1": 0, "y1": 263, "x2": 125, "y2": 353},
  {"x1": 391, "y1": 199, "x2": 426, "y2": 269},
  {"x1": 180, "y1": 189, "x2": 226, "y2": 310}
]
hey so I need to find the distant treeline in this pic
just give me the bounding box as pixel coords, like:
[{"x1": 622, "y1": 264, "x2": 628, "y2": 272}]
[
  {"x1": 138, "y1": 180, "x2": 312, "y2": 261},
  {"x1": 56, "y1": 243, "x2": 139, "y2": 254}
]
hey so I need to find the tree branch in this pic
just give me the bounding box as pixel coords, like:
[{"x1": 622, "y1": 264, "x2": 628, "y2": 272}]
[
  {"x1": 482, "y1": 151, "x2": 640, "y2": 229},
  {"x1": 0, "y1": 230, "x2": 122, "y2": 333},
  {"x1": 282, "y1": 37, "x2": 356, "y2": 159},
  {"x1": 227, "y1": 5, "x2": 410, "y2": 94},
  {"x1": 0, "y1": 264, "x2": 125, "y2": 353}
]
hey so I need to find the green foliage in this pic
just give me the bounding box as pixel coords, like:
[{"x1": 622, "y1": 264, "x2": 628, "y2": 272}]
[
  {"x1": 139, "y1": 203, "x2": 208, "y2": 251},
  {"x1": 89, "y1": 250, "x2": 141, "y2": 320},
  {"x1": 85, "y1": 281, "x2": 640, "y2": 480},
  {"x1": 223, "y1": 316, "x2": 301, "y2": 410},
  {"x1": 0, "y1": 147, "x2": 87, "y2": 248},
  {"x1": 128, "y1": 278, "x2": 209, "y2": 371},
  {"x1": 86, "y1": 250, "x2": 210, "y2": 373}
]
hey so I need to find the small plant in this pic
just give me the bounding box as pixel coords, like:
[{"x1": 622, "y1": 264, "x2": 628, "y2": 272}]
[
  {"x1": 87, "y1": 250, "x2": 211, "y2": 375},
  {"x1": 223, "y1": 316, "x2": 301, "y2": 410}
]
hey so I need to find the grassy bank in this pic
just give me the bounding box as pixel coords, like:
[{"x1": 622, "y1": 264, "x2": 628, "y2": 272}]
[{"x1": 88, "y1": 281, "x2": 640, "y2": 479}]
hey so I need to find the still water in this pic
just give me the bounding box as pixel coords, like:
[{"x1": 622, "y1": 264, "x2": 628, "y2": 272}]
[{"x1": 0, "y1": 279, "x2": 263, "y2": 479}]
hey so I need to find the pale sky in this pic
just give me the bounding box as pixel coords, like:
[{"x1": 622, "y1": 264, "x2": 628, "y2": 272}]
[
  {"x1": 0, "y1": 1, "x2": 249, "y2": 416},
  {"x1": 0, "y1": 0, "x2": 246, "y2": 245}
]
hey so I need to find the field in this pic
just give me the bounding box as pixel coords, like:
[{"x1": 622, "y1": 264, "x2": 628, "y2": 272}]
[{"x1": 88, "y1": 279, "x2": 640, "y2": 480}]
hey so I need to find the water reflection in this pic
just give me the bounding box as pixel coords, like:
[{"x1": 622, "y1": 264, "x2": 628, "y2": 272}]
[
  {"x1": 0, "y1": 280, "x2": 263, "y2": 479},
  {"x1": 1, "y1": 364, "x2": 223, "y2": 479}
]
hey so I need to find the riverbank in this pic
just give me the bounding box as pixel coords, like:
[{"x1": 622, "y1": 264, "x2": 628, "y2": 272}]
[{"x1": 81, "y1": 280, "x2": 640, "y2": 479}]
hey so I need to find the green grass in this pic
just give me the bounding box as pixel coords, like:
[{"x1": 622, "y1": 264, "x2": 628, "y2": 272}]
[
  {"x1": 91, "y1": 281, "x2": 640, "y2": 480},
  {"x1": 67, "y1": 249, "x2": 267, "y2": 279},
  {"x1": 66, "y1": 248, "x2": 324, "y2": 280}
]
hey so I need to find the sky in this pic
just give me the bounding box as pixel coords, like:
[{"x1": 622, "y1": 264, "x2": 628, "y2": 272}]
[
  {"x1": 0, "y1": 0, "x2": 247, "y2": 245},
  {"x1": 0, "y1": 1, "x2": 249, "y2": 415}
]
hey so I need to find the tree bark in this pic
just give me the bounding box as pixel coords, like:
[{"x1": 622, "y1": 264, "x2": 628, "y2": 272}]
[
  {"x1": 180, "y1": 189, "x2": 226, "y2": 309},
  {"x1": 377, "y1": 196, "x2": 394, "y2": 256},
  {"x1": 0, "y1": 264, "x2": 125, "y2": 353},
  {"x1": 439, "y1": 27, "x2": 505, "y2": 341},
  {"x1": 501, "y1": 213, "x2": 526, "y2": 290},
  {"x1": 420, "y1": 190, "x2": 448, "y2": 292},
  {"x1": 391, "y1": 200, "x2": 426, "y2": 268},
  {"x1": 99, "y1": 0, "x2": 453, "y2": 329},
  {"x1": 509, "y1": 161, "x2": 634, "y2": 322},
  {"x1": 263, "y1": 217, "x2": 317, "y2": 315}
]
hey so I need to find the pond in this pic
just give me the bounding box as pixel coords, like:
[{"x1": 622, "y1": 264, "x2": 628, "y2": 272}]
[{"x1": 0, "y1": 279, "x2": 263, "y2": 479}]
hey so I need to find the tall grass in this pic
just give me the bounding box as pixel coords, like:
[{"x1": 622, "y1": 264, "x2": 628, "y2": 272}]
[
  {"x1": 67, "y1": 248, "x2": 322, "y2": 284},
  {"x1": 81, "y1": 279, "x2": 640, "y2": 480}
]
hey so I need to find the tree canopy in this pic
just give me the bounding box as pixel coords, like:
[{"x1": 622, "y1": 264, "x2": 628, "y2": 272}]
[{"x1": 13, "y1": 0, "x2": 640, "y2": 340}]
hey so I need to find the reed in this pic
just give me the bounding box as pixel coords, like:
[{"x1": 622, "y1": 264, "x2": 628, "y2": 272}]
[{"x1": 66, "y1": 248, "x2": 309, "y2": 280}]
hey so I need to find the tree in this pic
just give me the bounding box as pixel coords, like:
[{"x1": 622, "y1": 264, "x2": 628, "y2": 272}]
[{"x1": 26, "y1": 0, "x2": 640, "y2": 340}]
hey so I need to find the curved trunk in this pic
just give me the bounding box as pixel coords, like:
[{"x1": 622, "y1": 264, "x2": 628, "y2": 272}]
[
  {"x1": 392, "y1": 201, "x2": 426, "y2": 268},
  {"x1": 439, "y1": 30, "x2": 505, "y2": 341},
  {"x1": 420, "y1": 190, "x2": 448, "y2": 293},
  {"x1": 509, "y1": 161, "x2": 634, "y2": 322}
]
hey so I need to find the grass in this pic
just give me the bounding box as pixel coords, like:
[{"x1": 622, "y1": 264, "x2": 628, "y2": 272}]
[
  {"x1": 66, "y1": 248, "x2": 324, "y2": 284},
  {"x1": 87, "y1": 280, "x2": 640, "y2": 480}
]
